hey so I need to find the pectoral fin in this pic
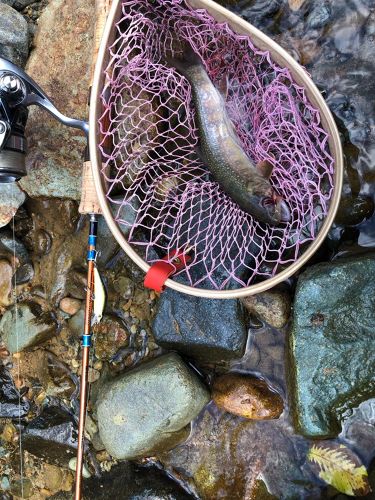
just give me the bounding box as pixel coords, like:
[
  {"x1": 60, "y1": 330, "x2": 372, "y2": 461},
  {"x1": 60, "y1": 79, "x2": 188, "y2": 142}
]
[{"x1": 257, "y1": 160, "x2": 274, "y2": 179}]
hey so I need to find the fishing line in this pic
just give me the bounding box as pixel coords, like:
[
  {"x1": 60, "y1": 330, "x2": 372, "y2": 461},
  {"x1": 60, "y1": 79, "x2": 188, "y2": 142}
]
[{"x1": 12, "y1": 201, "x2": 24, "y2": 499}]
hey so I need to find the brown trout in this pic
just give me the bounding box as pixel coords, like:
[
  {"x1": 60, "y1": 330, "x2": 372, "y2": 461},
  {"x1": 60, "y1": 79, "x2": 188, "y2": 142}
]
[{"x1": 168, "y1": 50, "x2": 290, "y2": 226}]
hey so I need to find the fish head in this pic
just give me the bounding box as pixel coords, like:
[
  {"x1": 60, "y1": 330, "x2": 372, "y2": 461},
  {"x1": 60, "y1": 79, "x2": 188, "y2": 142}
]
[{"x1": 247, "y1": 181, "x2": 291, "y2": 226}]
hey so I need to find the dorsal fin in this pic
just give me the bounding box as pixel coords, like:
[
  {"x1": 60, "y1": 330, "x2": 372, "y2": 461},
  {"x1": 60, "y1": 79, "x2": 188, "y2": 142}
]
[{"x1": 257, "y1": 160, "x2": 274, "y2": 179}]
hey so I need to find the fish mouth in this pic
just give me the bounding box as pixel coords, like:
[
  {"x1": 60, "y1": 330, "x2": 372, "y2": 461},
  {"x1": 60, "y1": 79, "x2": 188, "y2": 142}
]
[{"x1": 261, "y1": 195, "x2": 291, "y2": 224}]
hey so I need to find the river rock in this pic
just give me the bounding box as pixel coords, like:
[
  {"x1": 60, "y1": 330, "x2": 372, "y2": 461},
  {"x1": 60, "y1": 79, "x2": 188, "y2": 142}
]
[
  {"x1": 23, "y1": 404, "x2": 77, "y2": 466},
  {"x1": 0, "y1": 366, "x2": 29, "y2": 418},
  {"x1": 20, "y1": 0, "x2": 95, "y2": 199},
  {"x1": 0, "y1": 3, "x2": 29, "y2": 66},
  {"x1": 0, "y1": 259, "x2": 13, "y2": 307},
  {"x1": 152, "y1": 289, "x2": 248, "y2": 362},
  {"x1": 241, "y1": 288, "x2": 291, "y2": 329},
  {"x1": 0, "y1": 229, "x2": 34, "y2": 284},
  {"x1": 67, "y1": 306, "x2": 85, "y2": 337},
  {"x1": 83, "y1": 462, "x2": 192, "y2": 499},
  {"x1": 92, "y1": 315, "x2": 129, "y2": 361},
  {"x1": 97, "y1": 196, "x2": 139, "y2": 266},
  {"x1": 59, "y1": 297, "x2": 81, "y2": 316},
  {"x1": 97, "y1": 353, "x2": 210, "y2": 459},
  {"x1": 0, "y1": 184, "x2": 26, "y2": 229},
  {"x1": 290, "y1": 255, "x2": 375, "y2": 438},
  {"x1": 212, "y1": 373, "x2": 284, "y2": 420},
  {"x1": 335, "y1": 195, "x2": 374, "y2": 226},
  {"x1": 0, "y1": 302, "x2": 57, "y2": 353}
]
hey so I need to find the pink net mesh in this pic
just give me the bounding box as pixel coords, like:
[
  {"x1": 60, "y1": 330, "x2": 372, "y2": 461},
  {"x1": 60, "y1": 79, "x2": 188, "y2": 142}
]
[{"x1": 98, "y1": 0, "x2": 334, "y2": 290}]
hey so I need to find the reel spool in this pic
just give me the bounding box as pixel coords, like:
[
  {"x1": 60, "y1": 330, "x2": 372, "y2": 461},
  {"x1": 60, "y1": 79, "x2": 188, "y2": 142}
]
[{"x1": 88, "y1": 0, "x2": 343, "y2": 298}]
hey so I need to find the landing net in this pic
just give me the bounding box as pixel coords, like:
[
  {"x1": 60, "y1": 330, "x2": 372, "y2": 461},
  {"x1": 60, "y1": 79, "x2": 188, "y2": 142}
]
[{"x1": 98, "y1": 0, "x2": 334, "y2": 290}]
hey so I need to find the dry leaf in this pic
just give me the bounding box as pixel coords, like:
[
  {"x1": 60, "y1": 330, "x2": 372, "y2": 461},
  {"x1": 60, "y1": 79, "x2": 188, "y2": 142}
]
[{"x1": 307, "y1": 442, "x2": 371, "y2": 496}]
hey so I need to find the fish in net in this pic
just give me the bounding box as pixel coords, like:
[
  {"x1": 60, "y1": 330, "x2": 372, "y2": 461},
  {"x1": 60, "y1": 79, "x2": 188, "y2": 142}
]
[{"x1": 98, "y1": 0, "x2": 334, "y2": 290}]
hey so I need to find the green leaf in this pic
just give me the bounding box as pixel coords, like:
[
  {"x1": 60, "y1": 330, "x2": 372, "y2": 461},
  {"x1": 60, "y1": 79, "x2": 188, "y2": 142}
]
[{"x1": 307, "y1": 442, "x2": 371, "y2": 496}]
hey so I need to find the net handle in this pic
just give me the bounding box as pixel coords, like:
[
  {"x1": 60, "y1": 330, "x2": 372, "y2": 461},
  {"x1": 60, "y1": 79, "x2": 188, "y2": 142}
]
[
  {"x1": 79, "y1": 0, "x2": 112, "y2": 215},
  {"x1": 89, "y1": 0, "x2": 344, "y2": 298}
]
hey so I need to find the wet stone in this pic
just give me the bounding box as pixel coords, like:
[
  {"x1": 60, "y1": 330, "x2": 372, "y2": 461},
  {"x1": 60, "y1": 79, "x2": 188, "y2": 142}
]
[
  {"x1": 0, "y1": 260, "x2": 13, "y2": 307},
  {"x1": 97, "y1": 353, "x2": 210, "y2": 459},
  {"x1": 10, "y1": 478, "x2": 33, "y2": 498},
  {"x1": 67, "y1": 306, "x2": 85, "y2": 337},
  {"x1": 92, "y1": 315, "x2": 129, "y2": 361},
  {"x1": 0, "y1": 3, "x2": 29, "y2": 66},
  {"x1": 335, "y1": 195, "x2": 374, "y2": 226},
  {"x1": 59, "y1": 297, "x2": 81, "y2": 316},
  {"x1": 290, "y1": 255, "x2": 375, "y2": 438},
  {"x1": 152, "y1": 289, "x2": 248, "y2": 363},
  {"x1": 0, "y1": 366, "x2": 29, "y2": 418},
  {"x1": 212, "y1": 373, "x2": 284, "y2": 420},
  {"x1": 241, "y1": 288, "x2": 291, "y2": 329},
  {"x1": 0, "y1": 184, "x2": 26, "y2": 229},
  {"x1": 83, "y1": 462, "x2": 193, "y2": 499},
  {"x1": 0, "y1": 229, "x2": 34, "y2": 285},
  {"x1": 23, "y1": 404, "x2": 77, "y2": 466},
  {"x1": 0, "y1": 302, "x2": 57, "y2": 353}
]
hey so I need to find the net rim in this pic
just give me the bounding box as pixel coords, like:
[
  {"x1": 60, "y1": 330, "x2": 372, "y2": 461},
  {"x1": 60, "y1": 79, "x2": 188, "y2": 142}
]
[{"x1": 89, "y1": 0, "x2": 343, "y2": 299}]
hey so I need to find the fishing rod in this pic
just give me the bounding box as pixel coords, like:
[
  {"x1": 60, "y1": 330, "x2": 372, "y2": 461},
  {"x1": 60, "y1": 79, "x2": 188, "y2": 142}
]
[{"x1": 0, "y1": 54, "x2": 104, "y2": 499}]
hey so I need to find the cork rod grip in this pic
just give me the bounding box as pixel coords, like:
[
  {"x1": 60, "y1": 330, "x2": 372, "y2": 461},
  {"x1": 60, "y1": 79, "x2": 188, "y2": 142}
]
[{"x1": 79, "y1": 0, "x2": 112, "y2": 215}]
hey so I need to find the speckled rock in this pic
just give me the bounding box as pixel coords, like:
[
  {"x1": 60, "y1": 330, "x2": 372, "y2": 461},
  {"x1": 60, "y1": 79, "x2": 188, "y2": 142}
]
[
  {"x1": 290, "y1": 255, "x2": 375, "y2": 438},
  {"x1": 212, "y1": 373, "x2": 284, "y2": 420},
  {"x1": 152, "y1": 289, "x2": 248, "y2": 362},
  {"x1": 0, "y1": 302, "x2": 56, "y2": 353},
  {"x1": 0, "y1": 3, "x2": 29, "y2": 66},
  {"x1": 20, "y1": 0, "x2": 95, "y2": 199},
  {"x1": 0, "y1": 183, "x2": 26, "y2": 229},
  {"x1": 97, "y1": 353, "x2": 210, "y2": 459},
  {"x1": 83, "y1": 462, "x2": 193, "y2": 499},
  {"x1": 241, "y1": 289, "x2": 291, "y2": 329},
  {"x1": 92, "y1": 315, "x2": 129, "y2": 361}
]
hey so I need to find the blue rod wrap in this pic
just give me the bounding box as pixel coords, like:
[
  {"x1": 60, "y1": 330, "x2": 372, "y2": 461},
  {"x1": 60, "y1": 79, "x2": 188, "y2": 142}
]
[
  {"x1": 82, "y1": 334, "x2": 91, "y2": 347},
  {"x1": 88, "y1": 235, "x2": 97, "y2": 246},
  {"x1": 87, "y1": 249, "x2": 96, "y2": 261}
]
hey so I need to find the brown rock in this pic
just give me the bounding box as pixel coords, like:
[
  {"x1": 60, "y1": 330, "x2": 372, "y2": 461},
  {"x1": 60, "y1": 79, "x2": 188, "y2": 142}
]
[
  {"x1": 20, "y1": 0, "x2": 95, "y2": 199},
  {"x1": 93, "y1": 315, "x2": 129, "y2": 361},
  {"x1": 212, "y1": 373, "x2": 283, "y2": 420},
  {"x1": 241, "y1": 289, "x2": 291, "y2": 329},
  {"x1": 0, "y1": 259, "x2": 13, "y2": 306},
  {"x1": 59, "y1": 297, "x2": 82, "y2": 316}
]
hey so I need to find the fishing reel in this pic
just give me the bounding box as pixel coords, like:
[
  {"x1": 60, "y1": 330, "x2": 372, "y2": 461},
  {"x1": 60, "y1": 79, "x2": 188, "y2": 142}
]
[{"x1": 0, "y1": 57, "x2": 88, "y2": 183}]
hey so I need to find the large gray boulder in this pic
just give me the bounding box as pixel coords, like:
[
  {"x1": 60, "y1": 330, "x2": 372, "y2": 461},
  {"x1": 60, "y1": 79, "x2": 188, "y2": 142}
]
[
  {"x1": 290, "y1": 255, "x2": 375, "y2": 438},
  {"x1": 97, "y1": 353, "x2": 210, "y2": 459}
]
